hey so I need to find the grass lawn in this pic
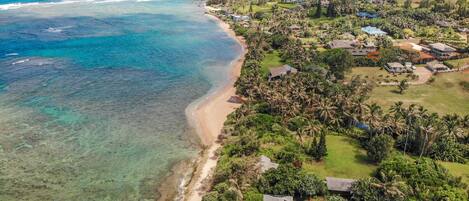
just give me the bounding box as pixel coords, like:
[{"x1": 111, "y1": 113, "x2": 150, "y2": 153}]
[
  {"x1": 439, "y1": 161, "x2": 469, "y2": 187},
  {"x1": 303, "y1": 135, "x2": 377, "y2": 179},
  {"x1": 346, "y1": 67, "x2": 414, "y2": 84},
  {"x1": 446, "y1": 57, "x2": 469, "y2": 69},
  {"x1": 260, "y1": 51, "x2": 283, "y2": 77},
  {"x1": 368, "y1": 70, "x2": 469, "y2": 115}
]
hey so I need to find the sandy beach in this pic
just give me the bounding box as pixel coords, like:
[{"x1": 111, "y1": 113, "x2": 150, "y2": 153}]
[{"x1": 182, "y1": 11, "x2": 247, "y2": 201}]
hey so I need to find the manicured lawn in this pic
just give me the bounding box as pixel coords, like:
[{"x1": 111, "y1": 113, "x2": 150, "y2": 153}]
[
  {"x1": 439, "y1": 161, "x2": 469, "y2": 187},
  {"x1": 347, "y1": 67, "x2": 413, "y2": 84},
  {"x1": 368, "y1": 70, "x2": 469, "y2": 115},
  {"x1": 260, "y1": 51, "x2": 283, "y2": 77},
  {"x1": 303, "y1": 135, "x2": 377, "y2": 179},
  {"x1": 446, "y1": 57, "x2": 469, "y2": 69}
]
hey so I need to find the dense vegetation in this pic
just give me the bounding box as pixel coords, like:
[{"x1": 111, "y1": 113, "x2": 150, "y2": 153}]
[{"x1": 203, "y1": 0, "x2": 468, "y2": 200}]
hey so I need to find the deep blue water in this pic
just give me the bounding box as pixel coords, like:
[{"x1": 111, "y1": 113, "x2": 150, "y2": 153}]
[{"x1": 0, "y1": 0, "x2": 241, "y2": 200}]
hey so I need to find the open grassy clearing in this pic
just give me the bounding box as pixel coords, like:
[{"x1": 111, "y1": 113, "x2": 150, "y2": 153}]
[
  {"x1": 439, "y1": 161, "x2": 469, "y2": 187},
  {"x1": 303, "y1": 135, "x2": 377, "y2": 179},
  {"x1": 260, "y1": 51, "x2": 283, "y2": 76},
  {"x1": 446, "y1": 57, "x2": 469, "y2": 69},
  {"x1": 368, "y1": 70, "x2": 469, "y2": 115},
  {"x1": 347, "y1": 67, "x2": 415, "y2": 84}
]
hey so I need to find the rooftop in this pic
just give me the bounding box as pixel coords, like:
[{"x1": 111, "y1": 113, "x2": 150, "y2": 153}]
[
  {"x1": 263, "y1": 195, "x2": 293, "y2": 201},
  {"x1": 387, "y1": 62, "x2": 405, "y2": 68},
  {"x1": 259, "y1": 155, "x2": 279, "y2": 173},
  {"x1": 361, "y1": 26, "x2": 387, "y2": 36},
  {"x1": 269, "y1": 65, "x2": 298, "y2": 78},
  {"x1": 429, "y1": 43, "x2": 457, "y2": 52},
  {"x1": 328, "y1": 40, "x2": 356, "y2": 49},
  {"x1": 326, "y1": 177, "x2": 356, "y2": 192}
]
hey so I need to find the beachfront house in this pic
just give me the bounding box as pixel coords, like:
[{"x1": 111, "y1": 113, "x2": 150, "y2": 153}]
[
  {"x1": 326, "y1": 177, "x2": 356, "y2": 195},
  {"x1": 327, "y1": 40, "x2": 377, "y2": 56},
  {"x1": 268, "y1": 65, "x2": 298, "y2": 81},
  {"x1": 361, "y1": 26, "x2": 387, "y2": 36},
  {"x1": 263, "y1": 195, "x2": 293, "y2": 201},
  {"x1": 426, "y1": 61, "x2": 450, "y2": 73},
  {"x1": 258, "y1": 155, "x2": 279, "y2": 173},
  {"x1": 429, "y1": 43, "x2": 457, "y2": 59},
  {"x1": 385, "y1": 62, "x2": 408, "y2": 73},
  {"x1": 231, "y1": 14, "x2": 250, "y2": 22}
]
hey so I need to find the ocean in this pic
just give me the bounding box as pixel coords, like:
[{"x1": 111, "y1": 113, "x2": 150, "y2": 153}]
[{"x1": 0, "y1": 0, "x2": 242, "y2": 200}]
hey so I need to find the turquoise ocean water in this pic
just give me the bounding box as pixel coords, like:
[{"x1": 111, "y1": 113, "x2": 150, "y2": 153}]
[{"x1": 0, "y1": 0, "x2": 241, "y2": 200}]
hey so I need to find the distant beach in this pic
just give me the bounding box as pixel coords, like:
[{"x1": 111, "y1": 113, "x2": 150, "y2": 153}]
[{"x1": 182, "y1": 10, "x2": 247, "y2": 201}]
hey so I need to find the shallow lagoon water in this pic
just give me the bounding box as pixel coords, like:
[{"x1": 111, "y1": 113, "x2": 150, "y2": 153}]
[{"x1": 0, "y1": 0, "x2": 241, "y2": 200}]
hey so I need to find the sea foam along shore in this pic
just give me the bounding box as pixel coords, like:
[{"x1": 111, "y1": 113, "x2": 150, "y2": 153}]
[{"x1": 182, "y1": 9, "x2": 247, "y2": 201}]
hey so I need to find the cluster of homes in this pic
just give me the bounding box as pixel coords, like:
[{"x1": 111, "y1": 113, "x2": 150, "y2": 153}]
[
  {"x1": 327, "y1": 37, "x2": 461, "y2": 74},
  {"x1": 259, "y1": 155, "x2": 356, "y2": 201}
]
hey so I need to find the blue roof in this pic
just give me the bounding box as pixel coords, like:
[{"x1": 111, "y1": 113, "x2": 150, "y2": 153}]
[
  {"x1": 357, "y1": 12, "x2": 379, "y2": 18},
  {"x1": 361, "y1": 26, "x2": 387, "y2": 36}
]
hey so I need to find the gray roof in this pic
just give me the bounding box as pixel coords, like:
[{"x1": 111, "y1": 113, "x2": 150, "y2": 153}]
[
  {"x1": 386, "y1": 62, "x2": 405, "y2": 68},
  {"x1": 328, "y1": 40, "x2": 356, "y2": 49},
  {"x1": 269, "y1": 65, "x2": 298, "y2": 78},
  {"x1": 426, "y1": 61, "x2": 448, "y2": 69},
  {"x1": 430, "y1": 43, "x2": 456, "y2": 52},
  {"x1": 326, "y1": 177, "x2": 356, "y2": 192},
  {"x1": 259, "y1": 155, "x2": 279, "y2": 173},
  {"x1": 263, "y1": 195, "x2": 293, "y2": 201}
]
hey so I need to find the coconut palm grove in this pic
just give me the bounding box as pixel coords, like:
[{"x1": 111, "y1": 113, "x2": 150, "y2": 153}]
[{"x1": 202, "y1": 0, "x2": 468, "y2": 200}]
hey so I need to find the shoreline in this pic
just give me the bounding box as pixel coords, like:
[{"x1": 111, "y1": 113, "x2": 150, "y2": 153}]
[{"x1": 182, "y1": 11, "x2": 247, "y2": 201}]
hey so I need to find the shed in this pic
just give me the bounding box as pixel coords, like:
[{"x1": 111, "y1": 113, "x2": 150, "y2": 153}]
[
  {"x1": 326, "y1": 177, "x2": 356, "y2": 193},
  {"x1": 263, "y1": 195, "x2": 293, "y2": 201}
]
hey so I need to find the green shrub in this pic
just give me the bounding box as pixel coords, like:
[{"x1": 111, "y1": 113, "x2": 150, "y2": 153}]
[{"x1": 366, "y1": 134, "x2": 394, "y2": 163}]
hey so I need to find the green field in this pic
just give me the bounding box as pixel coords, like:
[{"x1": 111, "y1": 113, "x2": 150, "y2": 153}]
[
  {"x1": 347, "y1": 67, "x2": 414, "y2": 84},
  {"x1": 260, "y1": 51, "x2": 283, "y2": 77},
  {"x1": 440, "y1": 161, "x2": 469, "y2": 187},
  {"x1": 446, "y1": 57, "x2": 469, "y2": 69},
  {"x1": 369, "y1": 70, "x2": 469, "y2": 115},
  {"x1": 303, "y1": 135, "x2": 377, "y2": 179}
]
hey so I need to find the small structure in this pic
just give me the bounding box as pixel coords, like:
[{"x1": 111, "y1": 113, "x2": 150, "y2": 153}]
[
  {"x1": 429, "y1": 43, "x2": 458, "y2": 59},
  {"x1": 405, "y1": 62, "x2": 415, "y2": 71},
  {"x1": 326, "y1": 177, "x2": 356, "y2": 194},
  {"x1": 231, "y1": 15, "x2": 250, "y2": 22},
  {"x1": 327, "y1": 40, "x2": 356, "y2": 49},
  {"x1": 361, "y1": 26, "x2": 387, "y2": 36},
  {"x1": 263, "y1": 195, "x2": 293, "y2": 201},
  {"x1": 281, "y1": 0, "x2": 304, "y2": 3},
  {"x1": 426, "y1": 61, "x2": 450, "y2": 73},
  {"x1": 328, "y1": 40, "x2": 377, "y2": 56},
  {"x1": 268, "y1": 65, "x2": 298, "y2": 81},
  {"x1": 259, "y1": 155, "x2": 279, "y2": 173},
  {"x1": 357, "y1": 12, "x2": 379, "y2": 19},
  {"x1": 385, "y1": 62, "x2": 408, "y2": 73}
]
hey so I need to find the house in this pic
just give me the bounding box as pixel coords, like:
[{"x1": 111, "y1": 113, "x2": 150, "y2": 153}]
[
  {"x1": 357, "y1": 12, "x2": 379, "y2": 19},
  {"x1": 426, "y1": 61, "x2": 450, "y2": 72},
  {"x1": 385, "y1": 62, "x2": 409, "y2": 73},
  {"x1": 327, "y1": 40, "x2": 377, "y2": 56},
  {"x1": 361, "y1": 26, "x2": 387, "y2": 36},
  {"x1": 269, "y1": 65, "x2": 298, "y2": 81},
  {"x1": 397, "y1": 42, "x2": 435, "y2": 64},
  {"x1": 259, "y1": 155, "x2": 279, "y2": 173},
  {"x1": 289, "y1": 25, "x2": 301, "y2": 32},
  {"x1": 429, "y1": 43, "x2": 458, "y2": 59},
  {"x1": 326, "y1": 177, "x2": 356, "y2": 194},
  {"x1": 263, "y1": 195, "x2": 293, "y2": 201},
  {"x1": 231, "y1": 15, "x2": 250, "y2": 22},
  {"x1": 327, "y1": 40, "x2": 356, "y2": 49}
]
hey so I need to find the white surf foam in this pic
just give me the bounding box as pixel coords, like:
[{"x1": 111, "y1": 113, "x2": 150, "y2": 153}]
[{"x1": 0, "y1": 0, "x2": 154, "y2": 10}]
